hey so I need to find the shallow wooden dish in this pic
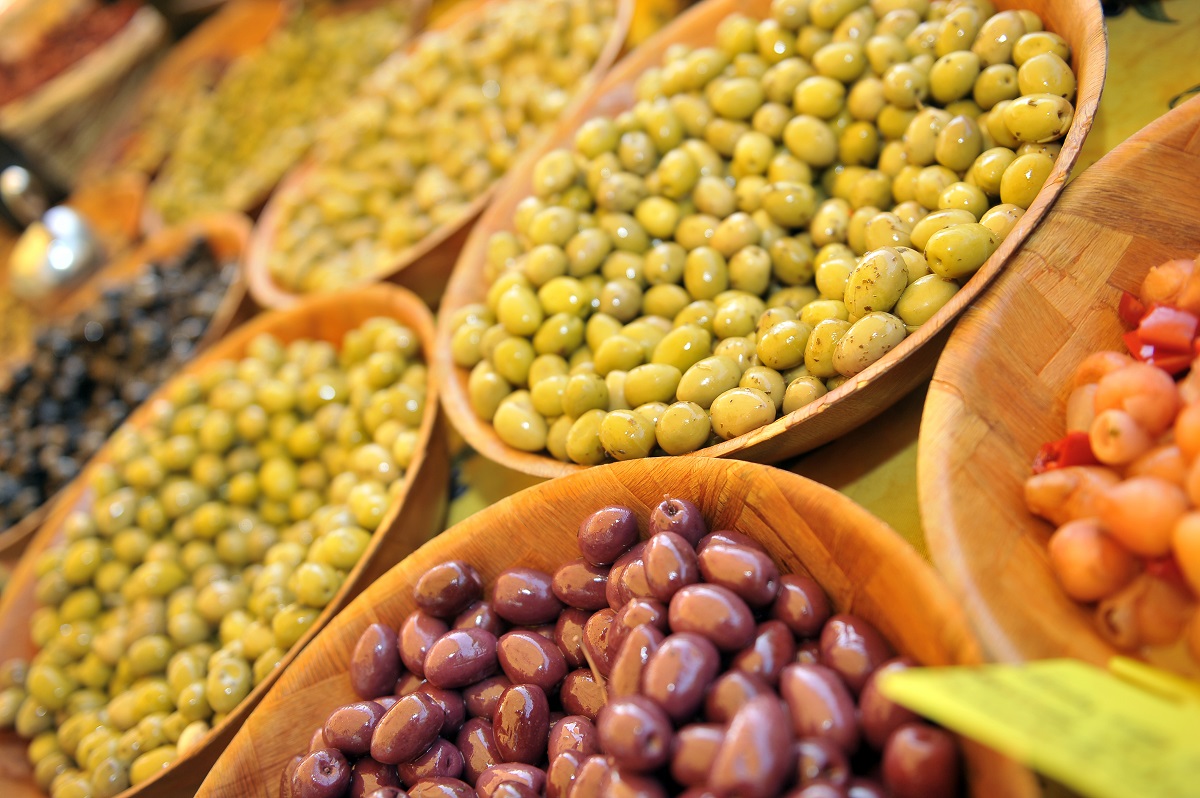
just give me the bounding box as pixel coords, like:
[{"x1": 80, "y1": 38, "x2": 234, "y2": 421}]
[
  {"x1": 243, "y1": 0, "x2": 634, "y2": 310},
  {"x1": 0, "y1": 211, "x2": 254, "y2": 559},
  {"x1": 196, "y1": 457, "x2": 1036, "y2": 798},
  {"x1": 919, "y1": 96, "x2": 1200, "y2": 668},
  {"x1": 0, "y1": 284, "x2": 450, "y2": 798},
  {"x1": 435, "y1": 0, "x2": 1106, "y2": 479}
]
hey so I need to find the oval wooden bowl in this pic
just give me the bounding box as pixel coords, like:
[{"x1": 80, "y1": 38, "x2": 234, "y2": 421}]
[
  {"x1": 197, "y1": 457, "x2": 1036, "y2": 798},
  {"x1": 435, "y1": 0, "x2": 1106, "y2": 479},
  {"x1": 243, "y1": 0, "x2": 634, "y2": 310},
  {"x1": 0, "y1": 211, "x2": 254, "y2": 559},
  {"x1": 919, "y1": 96, "x2": 1200, "y2": 669},
  {"x1": 0, "y1": 284, "x2": 450, "y2": 798}
]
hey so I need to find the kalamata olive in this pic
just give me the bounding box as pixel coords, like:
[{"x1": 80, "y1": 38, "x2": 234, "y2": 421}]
[
  {"x1": 560, "y1": 669, "x2": 607, "y2": 720},
  {"x1": 310, "y1": 727, "x2": 329, "y2": 753},
  {"x1": 531, "y1": 624, "x2": 557, "y2": 641},
  {"x1": 371, "y1": 692, "x2": 445, "y2": 765},
  {"x1": 491, "y1": 783, "x2": 538, "y2": 798},
  {"x1": 697, "y1": 530, "x2": 766, "y2": 554},
  {"x1": 796, "y1": 640, "x2": 821, "y2": 665},
  {"x1": 400, "y1": 612, "x2": 450, "y2": 678},
  {"x1": 732, "y1": 620, "x2": 796, "y2": 686},
  {"x1": 642, "y1": 632, "x2": 720, "y2": 722},
  {"x1": 293, "y1": 748, "x2": 351, "y2": 798},
  {"x1": 710, "y1": 695, "x2": 794, "y2": 798},
  {"x1": 795, "y1": 739, "x2": 850, "y2": 786},
  {"x1": 398, "y1": 739, "x2": 464, "y2": 786},
  {"x1": 494, "y1": 684, "x2": 550, "y2": 763},
  {"x1": 493, "y1": 568, "x2": 564, "y2": 625},
  {"x1": 819, "y1": 615, "x2": 893, "y2": 695},
  {"x1": 704, "y1": 670, "x2": 772, "y2": 723},
  {"x1": 570, "y1": 755, "x2": 613, "y2": 798},
  {"x1": 648, "y1": 498, "x2": 707, "y2": 545},
  {"x1": 668, "y1": 584, "x2": 756, "y2": 651},
  {"x1": 779, "y1": 664, "x2": 859, "y2": 753},
  {"x1": 415, "y1": 561, "x2": 484, "y2": 618},
  {"x1": 859, "y1": 658, "x2": 919, "y2": 750},
  {"x1": 407, "y1": 777, "x2": 476, "y2": 798},
  {"x1": 610, "y1": 598, "x2": 668, "y2": 652},
  {"x1": 498, "y1": 630, "x2": 568, "y2": 692},
  {"x1": 352, "y1": 624, "x2": 403, "y2": 700},
  {"x1": 376, "y1": 696, "x2": 401, "y2": 712},
  {"x1": 415, "y1": 685, "x2": 466, "y2": 737},
  {"x1": 773, "y1": 575, "x2": 831, "y2": 638},
  {"x1": 546, "y1": 750, "x2": 582, "y2": 798},
  {"x1": 608, "y1": 623, "x2": 664, "y2": 699},
  {"x1": 881, "y1": 723, "x2": 960, "y2": 798},
  {"x1": 607, "y1": 543, "x2": 651, "y2": 608},
  {"x1": 552, "y1": 559, "x2": 610, "y2": 610},
  {"x1": 281, "y1": 754, "x2": 304, "y2": 798},
  {"x1": 597, "y1": 695, "x2": 674, "y2": 772},
  {"x1": 456, "y1": 717, "x2": 502, "y2": 785},
  {"x1": 363, "y1": 788, "x2": 407, "y2": 798},
  {"x1": 846, "y1": 779, "x2": 888, "y2": 798},
  {"x1": 644, "y1": 531, "x2": 701, "y2": 601},
  {"x1": 475, "y1": 763, "x2": 546, "y2": 797},
  {"x1": 578, "y1": 506, "x2": 640, "y2": 565},
  {"x1": 554, "y1": 608, "x2": 590, "y2": 667},
  {"x1": 548, "y1": 715, "x2": 599, "y2": 760},
  {"x1": 454, "y1": 601, "x2": 508, "y2": 637},
  {"x1": 582, "y1": 608, "x2": 617, "y2": 676},
  {"x1": 698, "y1": 541, "x2": 781, "y2": 606},
  {"x1": 464, "y1": 675, "x2": 512, "y2": 718},
  {"x1": 607, "y1": 766, "x2": 669, "y2": 798},
  {"x1": 788, "y1": 781, "x2": 848, "y2": 798},
  {"x1": 423, "y1": 628, "x2": 499, "y2": 689},
  {"x1": 670, "y1": 724, "x2": 724, "y2": 787},
  {"x1": 397, "y1": 672, "x2": 425, "y2": 695},
  {"x1": 325, "y1": 701, "x2": 386, "y2": 756}
]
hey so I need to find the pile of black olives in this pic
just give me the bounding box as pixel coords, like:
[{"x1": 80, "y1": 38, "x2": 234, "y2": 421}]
[
  {"x1": 0, "y1": 239, "x2": 233, "y2": 532},
  {"x1": 285, "y1": 500, "x2": 961, "y2": 798}
]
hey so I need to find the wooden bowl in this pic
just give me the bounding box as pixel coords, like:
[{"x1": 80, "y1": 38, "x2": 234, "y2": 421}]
[
  {"x1": 0, "y1": 284, "x2": 450, "y2": 798},
  {"x1": 919, "y1": 96, "x2": 1200, "y2": 669},
  {"x1": 435, "y1": 0, "x2": 1106, "y2": 479},
  {"x1": 195, "y1": 457, "x2": 1036, "y2": 798},
  {"x1": 0, "y1": 211, "x2": 254, "y2": 559},
  {"x1": 243, "y1": 0, "x2": 634, "y2": 310}
]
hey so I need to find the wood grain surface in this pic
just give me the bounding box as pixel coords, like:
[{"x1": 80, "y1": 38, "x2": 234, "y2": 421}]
[
  {"x1": 0, "y1": 284, "x2": 450, "y2": 798},
  {"x1": 920, "y1": 95, "x2": 1200, "y2": 668},
  {"x1": 242, "y1": 0, "x2": 634, "y2": 310},
  {"x1": 434, "y1": 0, "x2": 1107, "y2": 479},
  {"x1": 196, "y1": 457, "x2": 1037, "y2": 798}
]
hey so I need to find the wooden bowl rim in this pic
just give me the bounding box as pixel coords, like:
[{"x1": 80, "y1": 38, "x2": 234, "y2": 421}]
[
  {"x1": 434, "y1": 0, "x2": 1107, "y2": 478},
  {"x1": 196, "y1": 456, "x2": 1034, "y2": 798},
  {"x1": 0, "y1": 282, "x2": 444, "y2": 798},
  {"x1": 242, "y1": 0, "x2": 635, "y2": 310},
  {"x1": 919, "y1": 95, "x2": 1200, "y2": 666},
  {"x1": 0, "y1": 211, "x2": 253, "y2": 558}
]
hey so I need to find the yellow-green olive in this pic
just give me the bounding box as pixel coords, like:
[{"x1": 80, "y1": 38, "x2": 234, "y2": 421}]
[
  {"x1": 970, "y1": 147, "x2": 1018, "y2": 196},
  {"x1": 599, "y1": 409, "x2": 657, "y2": 460},
  {"x1": 653, "y1": 401, "x2": 709, "y2": 454},
  {"x1": 493, "y1": 400, "x2": 549, "y2": 452},
  {"x1": 799, "y1": 299, "x2": 850, "y2": 326},
  {"x1": 813, "y1": 243, "x2": 857, "y2": 300},
  {"x1": 980, "y1": 202, "x2": 1025, "y2": 239},
  {"x1": 894, "y1": 273, "x2": 960, "y2": 328},
  {"x1": 676, "y1": 356, "x2": 743, "y2": 408},
  {"x1": 935, "y1": 5, "x2": 982, "y2": 56},
  {"x1": 910, "y1": 208, "x2": 977, "y2": 251},
  {"x1": 902, "y1": 107, "x2": 951, "y2": 166},
  {"x1": 937, "y1": 181, "x2": 989, "y2": 219},
  {"x1": 739, "y1": 366, "x2": 787, "y2": 410},
  {"x1": 804, "y1": 318, "x2": 853, "y2": 378},
  {"x1": 833, "y1": 312, "x2": 907, "y2": 376},
  {"x1": 973, "y1": 64, "x2": 1019, "y2": 110},
  {"x1": 782, "y1": 375, "x2": 829, "y2": 413},
  {"x1": 971, "y1": 10, "x2": 1026, "y2": 66},
  {"x1": 1002, "y1": 94, "x2": 1074, "y2": 144},
  {"x1": 924, "y1": 222, "x2": 1001, "y2": 279},
  {"x1": 999, "y1": 151, "x2": 1054, "y2": 208},
  {"x1": 561, "y1": 373, "x2": 610, "y2": 418},
  {"x1": 565, "y1": 409, "x2": 608, "y2": 465},
  {"x1": 844, "y1": 247, "x2": 908, "y2": 316},
  {"x1": 1012, "y1": 31, "x2": 1070, "y2": 68},
  {"x1": 709, "y1": 387, "x2": 776, "y2": 440},
  {"x1": 783, "y1": 115, "x2": 838, "y2": 167},
  {"x1": 468, "y1": 362, "x2": 512, "y2": 421},
  {"x1": 881, "y1": 63, "x2": 929, "y2": 109},
  {"x1": 934, "y1": 115, "x2": 982, "y2": 172},
  {"x1": 863, "y1": 211, "x2": 912, "y2": 250},
  {"x1": 812, "y1": 41, "x2": 867, "y2": 82},
  {"x1": 929, "y1": 50, "x2": 981, "y2": 104}
]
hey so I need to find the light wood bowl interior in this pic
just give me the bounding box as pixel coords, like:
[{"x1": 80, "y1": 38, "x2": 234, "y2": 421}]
[
  {"x1": 0, "y1": 284, "x2": 451, "y2": 798},
  {"x1": 242, "y1": 0, "x2": 634, "y2": 310},
  {"x1": 919, "y1": 96, "x2": 1200, "y2": 669},
  {"x1": 196, "y1": 456, "x2": 1037, "y2": 798},
  {"x1": 435, "y1": 0, "x2": 1106, "y2": 479}
]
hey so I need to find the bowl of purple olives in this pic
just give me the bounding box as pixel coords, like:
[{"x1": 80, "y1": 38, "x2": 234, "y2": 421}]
[{"x1": 194, "y1": 457, "x2": 1036, "y2": 798}]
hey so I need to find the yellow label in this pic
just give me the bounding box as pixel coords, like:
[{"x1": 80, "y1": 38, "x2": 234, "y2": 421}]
[{"x1": 877, "y1": 658, "x2": 1200, "y2": 798}]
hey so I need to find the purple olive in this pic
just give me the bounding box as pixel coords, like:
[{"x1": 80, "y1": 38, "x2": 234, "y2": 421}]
[
  {"x1": 293, "y1": 748, "x2": 351, "y2": 798},
  {"x1": 493, "y1": 568, "x2": 564, "y2": 625},
  {"x1": 709, "y1": 695, "x2": 794, "y2": 798},
  {"x1": 818, "y1": 614, "x2": 893, "y2": 695},
  {"x1": 414, "y1": 561, "x2": 483, "y2": 619},
  {"x1": 578, "y1": 506, "x2": 640, "y2": 566},
  {"x1": 648, "y1": 498, "x2": 707, "y2": 545},
  {"x1": 881, "y1": 723, "x2": 960, "y2": 798},
  {"x1": 596, "y1": 695, "x2": 674, "y2": 772},
  {"x1": 351, "y1": 624, "x2": 403, "y2": 700}
]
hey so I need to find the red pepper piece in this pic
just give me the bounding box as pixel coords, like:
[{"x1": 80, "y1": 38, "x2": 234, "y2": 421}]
[
  {"x1": 1032, "y1": 431, "x2": 1099, "y2": 474},
  {"x1": 1137, "y1": 305, "x2": 1199, "y2": 352},
  {"x1": 1118, "y1": 291, "x2": 1146, "y2": 328},
  {"x1": 1123, "y1": 331, "x2": 1194, "y2": 375}
]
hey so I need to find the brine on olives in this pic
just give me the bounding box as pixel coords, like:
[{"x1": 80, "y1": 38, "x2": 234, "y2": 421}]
[
  {"x1": 0, "y1": 316, "x2": 430, "y2": 793},
  {"x1": 0, "y1": 239, "x2": 234, "y2": 533},
  {"x1": 283, "y1": 499, "x2": 963, "y2": 798},
  {"x1": 460, "y1": 0, "x2": 1079, "y2": 463},
  {"x1": 266, "y1": 0, "x2": 618, "y2": 295}
]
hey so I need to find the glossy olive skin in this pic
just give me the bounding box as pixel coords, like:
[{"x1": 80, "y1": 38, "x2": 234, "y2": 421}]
[
  {"x1": 732, "y1": 620, "x2": 797, "y2": 685},
  {"x1": 697, "y1": 541, "x2": 781, "y2": 607},
  {"x1": 463, "y1": 675, "x2": 512, "y2": 719},
  {"x1": 648, "y1": 498, "x2": 708, "y2": 545},
  {"x1": 493, "y1": 568, "x2": 565, "y2": 625},
  {"x1": 668, "y1": 583, "x2": 757, "y2": 651},
  {"x1": 779, "y1": 664, "x2": 860, "y2": 754},
  {"x1": 560, "y1": 669, "x2": 607, "y2": 720},
  {"x1": 859, "y1": 658, "x2": 919, "y2": 749},
  {"x1": 423, "y1": 629, "x2": 500, "y2": 689},
  {"x1": 548, "y1": 715, "x2": 599, "y2": 760},
  {"x1": 323, "y1": 701, "x2": 386, "y2": 756},
  {"x1": 415, "y1": 686, "x2": 466, "y2": 737},
  {"x1": 644, "y1": 532, "x2": 701, "y2": 601},
  {"x1": 570, "y1": 755, "x2": 613, "y2": 798},
  {"x1": 582, "y1": 608, "x2": 617, "y2": 676},
  {"x1": 642, "y1": 632, "x2": 720, "y2": 722},
  {"x1": 453, "y1": 602, "x2": 508, "y2": 637},
  {"x1": 596, "y1": 695, "x2": 674, "y2": 772},
  {"x1": 493, "y1": 684, "x2": 550, "y2": 763},
  {"x1": 475, "y1": 762, "x2": 546, "y2": 796},
  {"x1": 351, "y1": 624, "x2": 402, "y2": 700},
  {"x1": 578, "y1": 506, "x2": 640, "y2": 566},
  {"x1": 606, "y1": 543, "x2": 652, "y2": 609},
  {"x1": 554, "y1": 608, "x2": 591, "y2": 668},
  {"x1": 398, "y1": 739, "x2": 465, "y2": 786},
  {"x1": 406, "y1": 777, "x2": 476, "y2": 798},
  {"x1": 348, "y1": 757, "x2": 402, "y2": 798},
  {"x1": 456, "y1": 717, "x2": 502, "y2": 785},
  {"x1": 551, "y1": 559, "x2": 610, "y2": 610},
  {"x1": 415, "y1": 561, "x2": 484, "y2": 619},
  {"x1": 772, "y1": 574, "x2": 832, "y2": 637},
  {"x1": 670, "y1": 723, "x2": 724, "y2": 787},
  {"x1": 293, "y1": 748, "x2": 351, "y2": 798},
  {"x1": 546, "y1": 750, "x2": 583, "y2": 798},
  {"x1": 795, "y1": 738, "x2": 851, "y2": 787},
  {"x1": 371, "y1": 692, "x2": 445, "y2": 765},
  {"x1": 400, "y1": 612, "x2": 450, "y2": 678},
  {"x1": 608, "y1": 624, "x2": 665, "y2": 700},
  {"x1": 881, "y1": 723, "x2": 961, "y2": 798},
  {"x1": 710, "y1": 695, "x2": 794, "y2": 798},
  {"x1": 497, "y1": 630, "x2": 568, "y2": 692},
  {"x1": 818, "y1": 614, "x2": 893, "y2": 695},
  {"x1": 610, "y1": 598, "x2": 669, "y2": 653}
]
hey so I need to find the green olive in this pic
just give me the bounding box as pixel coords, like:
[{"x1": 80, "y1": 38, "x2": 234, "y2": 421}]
[
  {"x1": 895, "y1": 274, "x2": 960, "y2": 328},
  {"x1": 833, "y1": 312, "x2": 908, "y2": 376},
  {"x1": 999, "y1": 151, "x2": 1054, "y2": 208},
  {"x1": 980, "y1": 202, "x2": 1025, "y2": 239},
  {"x1": 783, "y1": 375, "x2": 830, "y2": 413},
  {"x1": 599, "y1": 410, "x2": 657, "y2": 460},
  {"x1": 910, "y1": 209, "x2": 977, "y2": 251},
  {"x1": 1002, "y1": 94, "x2": 1074, "y2": 144},
  {"x1": 709, "y1": 387, "x2": 776, "y2": 440},
  {"x1": 676, "y1": 356, "x2": 744, "y2": 409},
  {"x1": 805, "y1": 318, "x2": 854, "y2": 378},
  {"x1": 565, "y1": 409, "x2": 609, "y2": 465},
  {"x1": 924, "y1": 222, "x2": 1001, "y2": 279},
  {"x1": 1012, "y1": 31, "x2": 1070, "y2": 68}
]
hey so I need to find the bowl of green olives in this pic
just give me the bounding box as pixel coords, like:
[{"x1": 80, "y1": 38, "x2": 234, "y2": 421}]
[
  {"x1": 435, "y1": 0, "x2": 1105, "y2": 477},
  {"x1": 242, "y1": 0, "x2": 633, "y2": 310},
  {"x1": 192, "y1": 456, "x2": 1037, "y2": 798},
  {"x1": 0, "y1": 213, "x2": 253, "y2": 560},
  {"x1": 0, "y1": 284, "x2": 449, "y2": 798}
]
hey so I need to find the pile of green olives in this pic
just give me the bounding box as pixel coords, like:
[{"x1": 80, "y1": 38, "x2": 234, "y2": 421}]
[
  {"x1": 266, "y1": 0, "x2": 618, "y2": 295},
  {"x1": 149, "y1": 5, "x2": 414, "y2": 224},
  {"x1": 0, "y1": 317, "x2": 428, "y2": 797},
  {"x1": 456, "y1": 0, "x2": 1078, "y2": 464}
]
